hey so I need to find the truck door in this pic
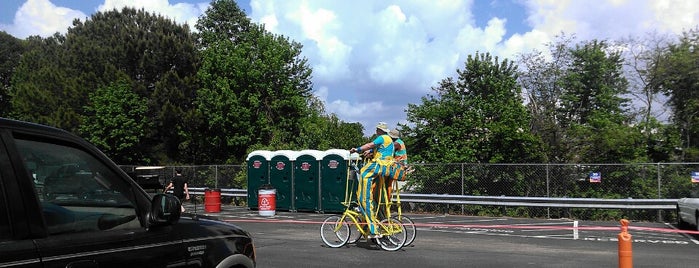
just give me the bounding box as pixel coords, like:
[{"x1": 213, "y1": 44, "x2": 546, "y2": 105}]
[
  {"x1": 0, "y1": 131, "x2": 41, "y2": 267},
  {"x1": 10, "y1": 134, "x2": 189, "y2": 267}
]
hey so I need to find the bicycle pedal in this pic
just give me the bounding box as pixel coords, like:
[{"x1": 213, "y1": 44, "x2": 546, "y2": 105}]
[{"x1": 367, "y1": 234, "x2": 383, "y2": 239}]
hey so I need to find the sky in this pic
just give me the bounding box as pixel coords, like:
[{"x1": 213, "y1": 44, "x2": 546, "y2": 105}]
[{"x1": 1, "y1": 0, "x2": 698, "y2": 135}]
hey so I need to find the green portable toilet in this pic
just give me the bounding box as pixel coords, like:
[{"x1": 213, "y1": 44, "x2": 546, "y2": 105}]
[
  {"x1": 294, "y1": 150, "x2": 325, "y2": 212},
  {"x1": 269, "y1": 150, "x2": 297, "y2": 211},
  {"x1": 246, "y1": 150, "x2": 273, "y2": 209},
  {"x1": 320, "y1": 149, "x2": 357, "y2": 213}
]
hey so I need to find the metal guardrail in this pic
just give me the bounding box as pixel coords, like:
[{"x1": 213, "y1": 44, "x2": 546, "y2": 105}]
[
  {"x1": 188, "y1": 187, "x2": 247, "y2": 197},
  {"x1": 398, "y1": 193, "x2": 678, "y2": 210},
  {"x1": 186, "y1": 187, "x2": 678, "y2": 210}
]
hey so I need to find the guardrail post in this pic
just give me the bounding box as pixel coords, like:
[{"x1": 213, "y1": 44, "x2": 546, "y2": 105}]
[{"x1": 618, "y1": 219, "x2": 632, "y2": 268}]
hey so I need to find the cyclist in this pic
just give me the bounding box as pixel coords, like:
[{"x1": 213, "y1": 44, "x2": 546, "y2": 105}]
[
  {"x1": 389, "y1": 129, "x2": 408, "y2": 166},
  {"x1": 349, "y1": 122, "x2": 394, "y2": 238},
  {"x1": 385, "y1": 129, "x2": 409, "y2": 198}
]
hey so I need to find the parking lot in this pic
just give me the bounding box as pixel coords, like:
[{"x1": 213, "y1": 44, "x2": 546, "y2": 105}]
[{"x1": 184, "y1": 203, "x2": 698, "y2": 267}]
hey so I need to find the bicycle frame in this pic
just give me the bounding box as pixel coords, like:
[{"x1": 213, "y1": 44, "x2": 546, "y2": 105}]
[
  {"x1": 342, "y1": 158, "x2": 401, "y2": 238},
  {"x1": 320, "y1": 155, "x2": 408, "y2": 251}
]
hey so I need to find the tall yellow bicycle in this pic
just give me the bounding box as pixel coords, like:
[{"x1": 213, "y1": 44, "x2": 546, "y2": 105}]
[
  {"x1": 319, "y1": 159, "x2": 407, "y2": 251},
  {"x1": 344, "y1": 162, "x2": 417, "y2": 247}
]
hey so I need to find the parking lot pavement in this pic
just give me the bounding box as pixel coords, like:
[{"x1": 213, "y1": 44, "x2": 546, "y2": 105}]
[{"x1": 182, "y1": 203, "x2": 699, "y2": 246}]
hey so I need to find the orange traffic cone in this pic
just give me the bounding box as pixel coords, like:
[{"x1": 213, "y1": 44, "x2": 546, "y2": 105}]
[{"x1": 618, "y1": 219, "x2": 632, "y2": 268}]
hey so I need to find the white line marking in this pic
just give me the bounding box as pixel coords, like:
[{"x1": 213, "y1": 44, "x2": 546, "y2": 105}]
[
  {"x1": 509, "y1": 221, "x2": 576, "y2": 226},
  {"x1": 664, "y1": 222, "x2": 699, "y2": 245}
]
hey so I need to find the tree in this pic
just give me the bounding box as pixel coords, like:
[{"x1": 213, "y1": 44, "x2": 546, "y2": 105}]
[
  {"x1": 651, "y1": 28, "x2": 699, "y2": 161},
  {"x1": 559, "y1": 40, "x2": 642, "y2": 163},
  {"x1": 66, "y1": 7, "x2": 199, "y2": 163},
  {"x1": 295, "y1": 105, "x2": 366, "y2": 150},
  {"x1": 195, "y1": 0, "x2": 252, "y2": 46},
  {"x1": 80, "y1": 78, "x2": 151, "y2": 163},
  {"x1": 518, "y1": 34, "x2": 575, "y2": 162},
  {"x1": 0, "y1": 31, "x2": 25, "y2": 117},
  {"x1": 194, "y1": 0, "x2": 314, "y2": 163},
  {"x1": 10, "y1": 8, "x2": 199, "y2": 163},
  {"x1": 405, "y1": 52, "x2": 544, "y2": 164},
  {"x1": 404, "y1": 52, "x2": 544, "y2": 195},
  {"x1": 617, "y1": 33, "x2": 679, "y2": 162},
  {"x1": 10, "y1": 34, "x2": 80, "y2": 130}
]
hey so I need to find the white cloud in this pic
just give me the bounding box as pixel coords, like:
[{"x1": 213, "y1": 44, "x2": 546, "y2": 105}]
[
  {"x1": 0, "y1": 0, "x2": 208, "y2": 38},
  {"x1": 2, "y1": 0, "x2": 698, "y2": 134},
  {"x1": 649, "y1": 0, "x2": 699, "y2": 34},
  {"x1": 1, "y1": 0, "x2": 87, "y2": 38},
  {"x1": 97, "y1": 0, "x2": 208, "y2": 28}
]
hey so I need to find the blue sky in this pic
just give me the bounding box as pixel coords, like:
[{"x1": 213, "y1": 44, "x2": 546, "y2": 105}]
[{"x1": 1, "y1": 1, "x2": 698, "y2": 135}]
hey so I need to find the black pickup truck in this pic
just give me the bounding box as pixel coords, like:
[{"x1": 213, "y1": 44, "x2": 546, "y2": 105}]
[{"x1": 0, "y1": 118, "x2": 256, "y2": 267}]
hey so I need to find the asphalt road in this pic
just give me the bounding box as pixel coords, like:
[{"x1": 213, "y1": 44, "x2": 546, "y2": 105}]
[{"x1": 183, "y1": 204, "x2": 698, "y2": 268}]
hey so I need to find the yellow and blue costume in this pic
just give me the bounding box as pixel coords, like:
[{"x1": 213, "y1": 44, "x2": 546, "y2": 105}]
[{"x1": 356, "y1": 133, "x2": 394, "y2": 235}]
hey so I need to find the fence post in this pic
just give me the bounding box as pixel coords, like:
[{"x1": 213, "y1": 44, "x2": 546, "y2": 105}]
[
  {"x1": 461, "y1": 163, "x2": 465, "y2": 215},
  {"x1": 546, "y1": 164, "x2": 550, "y2": 219},
  {"x1": 657, "y1": 163, "x2": 661, "y2": 222}
]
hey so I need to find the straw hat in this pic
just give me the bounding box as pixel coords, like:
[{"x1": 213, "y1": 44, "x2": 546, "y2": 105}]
[
  {"x1": 376, "y1": 122, "x2": 390, "y2": 133},
  {"x1": 389, "y1": 129, "x2": 400, "y2": 139}
]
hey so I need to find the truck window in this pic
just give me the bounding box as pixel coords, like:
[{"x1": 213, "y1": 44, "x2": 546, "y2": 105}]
[{"x1": 14, "y1": 138, "x2": 140, "y2": 235}]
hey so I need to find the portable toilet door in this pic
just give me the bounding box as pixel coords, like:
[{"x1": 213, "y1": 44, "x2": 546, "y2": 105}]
[
  {"x1": 320, "y1": 149, "x2": 353, "y2": 213},
  {"x1": 269, "y1": 150, "x2": 297, "y2": 211},
  {"x1": 246, "y1": 150, "x2": 272, "y2": 209},
  {"x1": 294, "y1": 150, "x2": 325, "y2": 212}
]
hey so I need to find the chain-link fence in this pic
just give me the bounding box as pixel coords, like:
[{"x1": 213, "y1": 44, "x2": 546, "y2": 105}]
[
  {"x1": 404, "y1": 163, "x2": 699, "y2": 221},
  {"x1": 121, "y1": 163, "x2": 699, "y2": 221}
]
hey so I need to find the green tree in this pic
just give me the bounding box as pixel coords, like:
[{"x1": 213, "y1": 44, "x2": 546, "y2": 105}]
[
  {"x1": 80, "y1": 78, "x2": 151, "y2": 163},
  {"x1": 10, "y1": 8, "x2": 198, "y2": 163},
  {"x1": 404, "y1": 52, "x2": 544, "y2": 195},
  {"x1": 405, "y1": 52, "x2": 544, "y2": 164},
  {"x1": 0, "y1": 31, "x2": 25, "y2": 117},
  {"x1": 559, "y1": 40, "x2": 643, "y2": 163},
  {"x1": 617, "y1": 33, "x2": 680, "y2": 162},
  {"x1": 195, "y1": 0, "x2": 252, "y2": 46},
  {"x1": 10, "y1": 34, "x2": 81, "y2": 129},
  {"x1": 296, "y1": 110, "x2": 366, "y2": 150},
  {"x1": 518, "y1": 34, "x2": 575, "y2": 162},
  {"x1": 66, "y1": 7, "x2": 199, "y2": 163},
  {"x1": 651, "y1": 28, "x2": 699, "y2": 161},
  {"x1": 194, "y1": 0, "x2": 314, "y2": 163}
]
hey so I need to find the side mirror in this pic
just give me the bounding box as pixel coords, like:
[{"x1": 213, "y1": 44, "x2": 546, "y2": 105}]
[{"x1": 147, "y1": 194, "x2": 181, "y2": 228}]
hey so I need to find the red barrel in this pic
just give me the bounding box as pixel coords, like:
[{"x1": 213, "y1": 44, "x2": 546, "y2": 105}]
[
  {"x1": 204, "y1": 189, "x2": 221, "y2": 213},
  {"x1": 258, "y1": 188, "x2": 276, "y2": 216}
]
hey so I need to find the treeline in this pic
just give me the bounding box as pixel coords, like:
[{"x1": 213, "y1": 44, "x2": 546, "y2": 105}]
[
  {"x1": 1, "y1": 0, "x2": 698, "y2": 172},
  {"x1": 0, "y1": 0, "x2": 366, "y2": 165}
]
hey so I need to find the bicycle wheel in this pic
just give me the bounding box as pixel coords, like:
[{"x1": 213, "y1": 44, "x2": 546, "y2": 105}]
[
  {"x1": 394, "y1": 215, "x2": 416, "y2": 246},
  {"x1": 347, "y1": 219, "x2": 363, "y2": 244},
  {"x1": 320, "y1": 215, "x2": 349, "y2": 248},
  {"x1": 375, "y1": 217, "x2": 406, "y2": 251}
]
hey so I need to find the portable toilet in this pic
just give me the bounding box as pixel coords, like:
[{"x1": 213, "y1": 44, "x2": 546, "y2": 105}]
[
  {"x1": 246, "y1": 150, "x2": 273, "y2": 209},
  {"x1": 269, "y1": 150, "x2": 297, "y2": 211},
  {"x1": 320, "y1": 149, "x2": 354, "y2": 213},
  {"x1": 294, "y1": 150, "x2": 325, "y2": 212}
]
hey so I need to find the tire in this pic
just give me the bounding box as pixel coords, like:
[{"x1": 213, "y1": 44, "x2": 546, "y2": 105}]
[
  {"x1": 375, "y1": 218, "x2": 406, "y2": 251},
  {"x1": 320, "y1": 215, "x2": 349, "y2": 248},
  {"x1": 347, "y1": 218, "x2": 363, "y2": 244},
  {"x1": 394, "y1": 215, "x2": 416, "y2": 246}
]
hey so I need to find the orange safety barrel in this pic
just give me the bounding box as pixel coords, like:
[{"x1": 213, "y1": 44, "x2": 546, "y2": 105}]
[{"x1": 204, "y1": 189, "x2": 221, "y2": 213}]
